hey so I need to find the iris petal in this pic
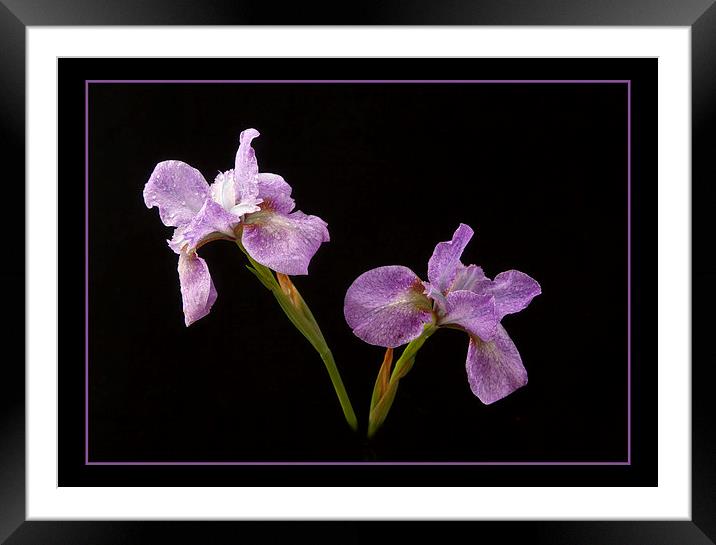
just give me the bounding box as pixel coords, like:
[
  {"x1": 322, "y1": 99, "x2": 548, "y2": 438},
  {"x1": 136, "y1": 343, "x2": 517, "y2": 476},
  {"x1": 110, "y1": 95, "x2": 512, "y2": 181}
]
[
  {"x1": 439, "y1": 290, "x2": 497, "y2": 341},
  {"x1": 465, "y1": 324, "x2": 528, "y2": 404},
  {"x1": 211, "y1": 169, "x2": 237, "y2": 211},
  {"x1": 257, "y1": 173, "x2": 295, "y2": 213},
  {"x1": 423, "y1": 281, "x2": 447, "y2": 315},
  {"x1": 427, "y1": 223, "x2": 474, "y2": 293},
  {"x1": 488, "y1": 270, "x2": 542, "y2": 321},
  {"x1": 143, "y1": 160, "x2": 210, "y2": 227},
  {"x1": 344, "y1": 265, "x2": 433, "y2": 348},
  {"x1": 450, "y1": 264, "x2": 490, "y2": 293},
  {"x1": 168, "y1": 198, "x2": 240, "y2": 253},
  {"x1": 178, "y1": 251, "x2": 217, "y2": 326},
  {"x1": 241, "y1": 209, "x2": 329, "y2": 275},
  {"x1": 234, "y1": 128, "x2": 261, "y2": 204}
]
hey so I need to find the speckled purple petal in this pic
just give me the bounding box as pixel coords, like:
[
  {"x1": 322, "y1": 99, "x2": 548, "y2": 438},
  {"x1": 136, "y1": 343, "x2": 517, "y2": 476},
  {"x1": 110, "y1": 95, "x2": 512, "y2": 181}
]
[
  {"x1": 241, "y1": 209, "x2": 329, "y2": 275},
  {"x1": 451, "y1": 264, "x2": 490, "y2": 293},
  {"x1": 465, "y1": 324, "x2": 528, "y2": 404},
  {"x1": 439, "y1": 290, "x2": 497, "y2": 342},
  {"x1": 344, "y1": 266, "x2": 433, "y2": 348},
  {"x1": 178, "y1": 251, "x2": 217, "y2": 326},
  {"x1": 427, "y1": 223, "x2": 474, "y2": 293},
  {"x1": 143, "y1": 160, "x2": 210, "y2": 227},
  {"x1": 168, "y1": 198, "x2": 239, "y2": 253},
  {"x1": 257, "y1": 173, "x2": 295, "y2": 214},
  {"x1": 234, "y1": 128, "x2": 261, "y2": 203},
  {"x1": 490, "y1": 270, "x2": 542, "y2": 320}
]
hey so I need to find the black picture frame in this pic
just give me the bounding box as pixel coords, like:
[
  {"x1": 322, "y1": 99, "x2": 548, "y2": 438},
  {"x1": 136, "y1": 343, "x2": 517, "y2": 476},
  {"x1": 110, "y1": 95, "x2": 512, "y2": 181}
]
[{"x1": 3, "y1": 1, "x2": 713, "y2": 543}]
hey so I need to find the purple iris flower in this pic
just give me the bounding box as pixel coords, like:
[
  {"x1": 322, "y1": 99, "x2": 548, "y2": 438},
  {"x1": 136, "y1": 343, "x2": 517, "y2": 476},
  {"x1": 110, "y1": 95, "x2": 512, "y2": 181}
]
[
  {"x1": 344, "y1": 223, "x2": 540, "y2": 404},
  {"x1": 144, "y1": 129, "x2": 329, "y2": 326}
]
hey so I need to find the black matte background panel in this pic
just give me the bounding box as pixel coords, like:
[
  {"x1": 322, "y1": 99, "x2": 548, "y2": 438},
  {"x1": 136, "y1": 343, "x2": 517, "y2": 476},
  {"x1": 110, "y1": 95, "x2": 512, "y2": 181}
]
[
  {"x1": 58, "y1": 57, "x2": 656, "y2": 487},
  {"x1": 91, "y1": 81, "x2": 625, "y2": 463}
]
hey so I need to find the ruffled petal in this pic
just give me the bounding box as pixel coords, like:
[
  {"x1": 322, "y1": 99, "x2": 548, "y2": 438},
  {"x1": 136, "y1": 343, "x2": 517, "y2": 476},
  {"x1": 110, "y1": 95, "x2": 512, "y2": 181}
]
[
  {"x1": 439, "y1": 290, "x2": 497, "y2": 341},
  {"x1": 211, "y1": 169, "x2": 237, "y2": 211},
  {"x1": 489, "y1": 270, "x2": 542, "y2": 320},
  {"x1": 427, "y1": 223, "x2": 474, "y2": 293},
  {"x1": 168, "y1": 198, "x2": 239, "y2": 253},
  {"x1": 229, "y1": 201, "x2": 263, "y2": 217},
  {"x1": 234, "y1": 128, "x2": 261, "y2": 203},
  {"x1": 241, "y1": 209, "x2": 329, "y2": 275},
  {"x1": 143, "y1": 160, "x2": 210, "y2": 227},
  {"x1": 465, "y1": 324, "x2": 528, "y2": 404},
  {"x1": 178, "y1": 251, "x2": 217, "y2": 326},
  {"x1": 257, "y1": 173, "x2": 295, "y2": 214},
  {"x1": 344, "y1": 265, "x2": 433, "y2": 348}
]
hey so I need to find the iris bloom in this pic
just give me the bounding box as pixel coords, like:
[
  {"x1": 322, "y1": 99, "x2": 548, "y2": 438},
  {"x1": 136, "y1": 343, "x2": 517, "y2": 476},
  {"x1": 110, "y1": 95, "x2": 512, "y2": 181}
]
[
  {"x1": 144, "y1": 128, "x2": 329, "y2": 326},
  {"x1": 345, "y1": 223, "x2": 540, "y2": 417},
  {"x1": 143, "y1": 129, "x2": 356, "y2": 430}
]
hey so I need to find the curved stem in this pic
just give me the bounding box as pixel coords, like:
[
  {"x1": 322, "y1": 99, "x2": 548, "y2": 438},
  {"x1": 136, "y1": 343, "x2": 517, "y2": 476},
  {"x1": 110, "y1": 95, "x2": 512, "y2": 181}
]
[
  {"x1": 237, "y1": 241, "x2": 358, "y2": 431},
  {"x1": 317, "y1": 347, "x2": 358, "y2": 432}
]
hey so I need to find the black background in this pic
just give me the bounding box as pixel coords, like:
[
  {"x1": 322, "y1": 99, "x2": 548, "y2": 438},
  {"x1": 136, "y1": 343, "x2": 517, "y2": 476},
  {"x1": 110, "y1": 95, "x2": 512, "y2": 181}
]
[{"x1": 59, "y1": 58, "x2": 655, "y2": 486}]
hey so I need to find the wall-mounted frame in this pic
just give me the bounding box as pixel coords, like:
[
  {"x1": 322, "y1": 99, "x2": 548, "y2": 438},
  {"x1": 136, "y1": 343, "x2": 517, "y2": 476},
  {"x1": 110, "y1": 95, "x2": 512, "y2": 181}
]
[{"x1": 2, "y1": 1, "x2": 713, "y2": 543}]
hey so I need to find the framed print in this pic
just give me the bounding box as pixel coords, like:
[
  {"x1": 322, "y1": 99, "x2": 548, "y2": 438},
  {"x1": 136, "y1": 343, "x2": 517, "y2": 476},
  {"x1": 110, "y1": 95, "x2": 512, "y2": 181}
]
[{"x1": 3, "y1": 3, "x2": 714, "y2": 545}]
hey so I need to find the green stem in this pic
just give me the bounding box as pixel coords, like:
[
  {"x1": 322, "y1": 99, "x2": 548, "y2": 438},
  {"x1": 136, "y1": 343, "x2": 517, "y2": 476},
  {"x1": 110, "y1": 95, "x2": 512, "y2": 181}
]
[
  {"x1": 391, "y1": 324, "x2": 437, "y2": 381},
  {"x1": 317, "y1": 347, "x2": 357, "y2": 431},
  {"x1": 237, "y1": 241, "x2": 358, "y2": 432},
  {"x1": 367, "y1": 323, "x2": 437, "y2": 438}
]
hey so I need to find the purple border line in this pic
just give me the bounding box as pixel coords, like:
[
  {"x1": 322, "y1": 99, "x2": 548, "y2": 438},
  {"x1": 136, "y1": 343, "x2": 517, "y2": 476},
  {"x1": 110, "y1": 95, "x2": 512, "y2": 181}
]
[
  {"x1": 86, "y1": 79, "x2": 630, "y2": 84},
  {"x1": 85, "y1": 80, "x2": 90, "y2": 466},
  {"x1": 86, "y1": 461, "x2": 629, "y2": 466},
  {"x1": 84, "y1": 79, "x2": 632, "y2": 466},
  {"x1": 627, "y1": 81, "x2": 632, "y2": 465}
]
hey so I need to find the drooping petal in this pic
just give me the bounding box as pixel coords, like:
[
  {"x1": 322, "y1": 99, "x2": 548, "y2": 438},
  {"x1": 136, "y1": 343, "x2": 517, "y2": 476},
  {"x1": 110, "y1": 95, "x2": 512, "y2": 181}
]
[
  {"x1": 178, "y1": 251, "x2": 217, "y2": 326},
  {"x1": 234, "y1": 128, "x2": 261, "y2": 203},
  {"x1": 241, "y1": 209, "x2": 329, "y2": 275},
  {"x1": 168, "y1": 198, "x2": 240, "y2": 253},
  {"x1": 489, "y1": 270, "x2": 542, "y2": 320},
  {"x1": 439, "y1": 290, "x2": 497, "y2": 342},
  {"x1": 427, "y1": 223, "x2": 474, "y2": 293},
  {"x1": 465, "y1": 324, "x2": 528, "y2": 404},
  {"x1": 143, "y1": 160, "x2": 210, "y2": 227},
  {"x1": 256, "y1": 173, "x2": 295, "y2": 214},
  {"x1": 451, "y1": 264, "x2": 490, "y2": 293},
  {"x1": 344, "y1": 265, "x2": 433, "y2": 348}
]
